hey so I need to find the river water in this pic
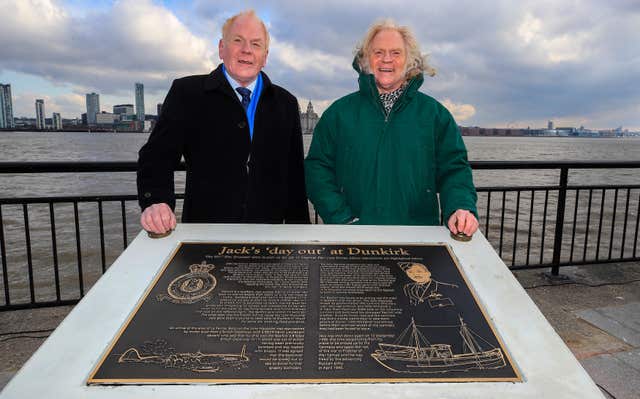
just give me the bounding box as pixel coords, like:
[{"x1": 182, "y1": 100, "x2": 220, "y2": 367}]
[
  {"x1": 0, "y1": 132, "x2": 639, "y2": 305},
  {"x1": 1, "y1": 133, "x2": 639, "y2": 197}
]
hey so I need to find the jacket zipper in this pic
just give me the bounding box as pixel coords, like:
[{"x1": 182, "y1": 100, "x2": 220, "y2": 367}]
[{"x1": 371, "y1": 79, "x2": 411, "y2": 124}]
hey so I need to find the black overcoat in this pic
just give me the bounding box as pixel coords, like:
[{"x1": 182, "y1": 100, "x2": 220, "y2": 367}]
[{"x1": 137, "y1": 65, "x2": 310, "y2": 224}]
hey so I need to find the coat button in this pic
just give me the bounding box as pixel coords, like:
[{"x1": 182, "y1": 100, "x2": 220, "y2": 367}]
[
  {"x1": 144, "y1": 192, "x2": 151, "y2": 198},
  {"x1": 238, "y1": 121, "x2": 246, "y2": 129}
]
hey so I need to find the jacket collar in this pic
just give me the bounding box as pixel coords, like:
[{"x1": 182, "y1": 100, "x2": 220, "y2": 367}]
[{"x1": 204, "y1": 64, "x2": 273, "y2": 95}]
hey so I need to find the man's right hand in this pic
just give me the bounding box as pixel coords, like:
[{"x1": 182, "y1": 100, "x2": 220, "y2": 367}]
[{"x1": 140, "y1": 203, "x2": 176, "y2": 234}]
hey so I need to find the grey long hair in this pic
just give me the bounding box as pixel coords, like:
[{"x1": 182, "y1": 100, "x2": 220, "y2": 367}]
[{"x1": 355, "y1": 19, "x2": 436, "y2": 80}]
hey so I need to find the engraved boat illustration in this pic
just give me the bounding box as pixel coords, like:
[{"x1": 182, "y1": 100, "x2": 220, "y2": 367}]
[
  {"x1": 371, "y1": 317, "x2": 505, "y2": 373},
  {"x1": 118, "y1": 341, "x2": 249, "y2": 373}
]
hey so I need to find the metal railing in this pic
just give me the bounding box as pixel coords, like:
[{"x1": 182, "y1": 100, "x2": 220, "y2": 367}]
[
  {"x1": 0, "y1": 161, "x2": 638, "y2": 311},
  {"x1": 472, "y1": 161, "x2": 640, "y2": 274}
]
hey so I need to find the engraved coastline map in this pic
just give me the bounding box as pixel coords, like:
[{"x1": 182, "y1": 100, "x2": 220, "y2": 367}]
[{"x1": 88, "y1": 243, "x2": 520, "y2": 384}]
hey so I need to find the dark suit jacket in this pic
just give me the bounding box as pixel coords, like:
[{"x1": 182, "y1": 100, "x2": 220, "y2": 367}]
[{"x1": 137, "y1": 65, "x2": 310, "y2": 224}]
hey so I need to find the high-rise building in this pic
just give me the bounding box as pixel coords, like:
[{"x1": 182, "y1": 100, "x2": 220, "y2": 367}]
[
  {"x1": 135, "y1": 83, "x2": 145, "y2": 123},
  {"x1": 35, "y1": 99, "x2": 45, "y2": 130},
  {"x1": 86, "y1": 92, "x2": 100, "y2": 125},
  {"x1": 0, "y1": 83, "x2": 15, "y2": 128},
  {"x1": 548, "y1": 120, "x2": 554, "y2": 130},
  {"x1": 52, "y1": 112, "x2": 62, "y2": 130},
  {"x1": 300, "y1": 101, "x2": 319, "y2": 134},
  {"x1": 157, "y1": 103, "x2": 163, "y2": 117}
]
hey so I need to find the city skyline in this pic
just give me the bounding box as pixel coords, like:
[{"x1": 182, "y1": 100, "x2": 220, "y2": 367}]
[
  {"x1": 0, "y1": 81, "x2": 636, "y2": 133},
  {"x1": 0, "y1": 1, "x2": 639, "y2": 130}
]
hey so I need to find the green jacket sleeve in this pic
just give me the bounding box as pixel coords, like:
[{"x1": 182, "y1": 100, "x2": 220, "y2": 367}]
[
  {"x1": 434, "y1": 105, "x2": 478, "y2": 222},
  {"x1": 304, "y1": 108, "x2": 355, "y2": 224}
]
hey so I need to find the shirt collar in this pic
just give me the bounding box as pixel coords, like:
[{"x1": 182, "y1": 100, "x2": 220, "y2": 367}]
[{"x1": 222, "y1": 64, "x2": 258, "y2": 93}]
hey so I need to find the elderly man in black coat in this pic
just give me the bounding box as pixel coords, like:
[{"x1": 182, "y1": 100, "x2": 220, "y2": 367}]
[{"x1": 137, "y1": 10, "x2": 310, "y2": 234}]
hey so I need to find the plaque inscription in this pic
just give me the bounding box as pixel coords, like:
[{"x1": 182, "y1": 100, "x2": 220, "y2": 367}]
[{"x1": 88, "y1": 242, "x2": 520, "y2": 384}]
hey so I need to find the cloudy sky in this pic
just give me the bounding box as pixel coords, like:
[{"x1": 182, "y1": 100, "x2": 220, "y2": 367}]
[{"x1": 1, "y1": 0, "x2": 638, "y2": 129}]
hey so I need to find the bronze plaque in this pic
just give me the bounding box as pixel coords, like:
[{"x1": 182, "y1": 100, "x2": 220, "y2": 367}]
[{"x1": 88, "y1": 242, "x2": 521, "y2": 384}]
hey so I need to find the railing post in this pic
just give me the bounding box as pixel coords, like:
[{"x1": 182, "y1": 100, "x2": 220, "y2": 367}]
[{"x1": 551, "y1": 167, "x2": 569, "y2": 276}]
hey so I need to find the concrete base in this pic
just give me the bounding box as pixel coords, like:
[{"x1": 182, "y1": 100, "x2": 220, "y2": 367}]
[{"x1": 0, "y1": 225, "x2": 605, "y2": 398}]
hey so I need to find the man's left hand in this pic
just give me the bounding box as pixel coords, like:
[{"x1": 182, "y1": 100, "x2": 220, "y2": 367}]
[{"x1": 447, "y1": 209, "x2": 479, "y2": 236}]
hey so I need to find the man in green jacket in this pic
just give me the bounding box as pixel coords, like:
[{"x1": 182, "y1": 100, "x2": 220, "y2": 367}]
[{"x1": 305, "y1": 19, "x2": 478, "y2": 236}]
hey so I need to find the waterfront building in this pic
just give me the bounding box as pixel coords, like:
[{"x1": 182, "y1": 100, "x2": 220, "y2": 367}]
[
  {"x1": 135, "y1": 83, "x2": 145, "y2": 124},
  {"x1": 113, "y1": 104, "x2": 134, "y2": 122},
  {"x1": 35, "y1": 99, "x2": 45, "y2": 130},
  {"x1": 86, "y1": 92, "x2": 100, "y2": 125},
  {"x1": 52, "y1": 112, "x2": 62, "y2": 130},
  {"x1": 0, "y1": 83, "x2": 15, "y2": 128},
  {"x1": 113, "y1": 104, "x2": 134, "y2": 116},
  {"x1": 64, "y1": 117, "x2": 80, "y2": 126},
  {"x1": 96, "y1": 112, "x2": 118, "y2": 126},
  {"x1": 12, "y1": 117, "x2": 35, "y2": 128},
  {"x1": 556, "y1": 127, "x2": 575, "y2": 137},
  {"x1": 115, "y1": 120, "x2": 137, "y2": 132},
  {"x1": 300, "y1": 101, "x2": 319, "y2": 135},
  {"x1": 459, "y1": 126, "x2": 526, "y2": 136}
]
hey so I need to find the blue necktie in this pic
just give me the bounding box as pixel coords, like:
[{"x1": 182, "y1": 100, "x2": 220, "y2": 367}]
[{"x1": 236, "y1": 87, "x2": 251, "y2": 111}]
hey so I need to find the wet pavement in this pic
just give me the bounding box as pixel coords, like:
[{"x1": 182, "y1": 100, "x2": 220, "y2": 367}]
[{"x1": 516, "y1": 262, "x2": 640, "y2": 399}]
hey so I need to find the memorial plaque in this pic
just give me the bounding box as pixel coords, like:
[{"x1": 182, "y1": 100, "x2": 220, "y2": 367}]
[{"x1": 88, "y1": 242, "x2": 521, "y2": 384}]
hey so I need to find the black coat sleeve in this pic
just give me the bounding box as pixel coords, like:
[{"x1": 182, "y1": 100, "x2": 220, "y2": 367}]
[
  {"x1": 284, "y1": 98, "x2": 311, "y2": 224},
  {"x1": 136, "y1": 80, "x2": 185, "y2": 211}
]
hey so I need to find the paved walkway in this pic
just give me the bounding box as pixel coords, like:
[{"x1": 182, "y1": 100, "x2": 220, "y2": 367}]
[
  {"x1": 518, "y1": 263, "x2": 640, "y2": 399},
  {"x1": 1, "y1": 262, "x2": 639, "y2": 397}
]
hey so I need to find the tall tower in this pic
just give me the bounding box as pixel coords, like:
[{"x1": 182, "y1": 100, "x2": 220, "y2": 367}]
[
  {"x1": 35, "y1": 99, "x2": 45, "y2": 130},
  {"x1": 135, "y1": 83, "x2": 145, "y2": 124},
  {"x1": 86, "y1": 92, "x2": 100, "y2": 125},
  {"x1": 52, "y1": 112, "x2": 62, "y2": 130},
  {"x1": 0, "y1": 83, "x2": 15, "y2": 128},
  {"x1": 300, "y1": 101, "x2": 319, "y2": 134}
]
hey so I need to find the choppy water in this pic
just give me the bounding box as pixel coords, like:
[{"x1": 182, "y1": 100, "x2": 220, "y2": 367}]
[
  {"x1": 0, "y1": 132, "x2": 639, "y2": 305},
  {"x1": 1, "y1": 133, "x2": 639, "y2": 197}
]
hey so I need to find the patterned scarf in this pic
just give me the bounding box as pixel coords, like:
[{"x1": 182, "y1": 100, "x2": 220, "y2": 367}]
[{"x1": 379, "y1": 84, "x2": 406, "y2": 116}]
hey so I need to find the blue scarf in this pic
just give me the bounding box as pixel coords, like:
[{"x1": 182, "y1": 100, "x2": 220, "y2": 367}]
[{"x1": 246, "y1": 72, "x2": 263, "y2": 141}]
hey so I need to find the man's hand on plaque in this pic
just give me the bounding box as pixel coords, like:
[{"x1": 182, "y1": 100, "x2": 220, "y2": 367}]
[
  {"x1": 447, "y1": 209, "x2": 478, "y2": 237},
  {"x1": 141, "y1": 203, "x2": 176, "y2": 234}
]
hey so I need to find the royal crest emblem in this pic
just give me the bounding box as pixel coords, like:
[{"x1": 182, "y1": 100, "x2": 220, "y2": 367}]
[{"x1": 157, "y1": 261, "x2": 217, "y2": 304}]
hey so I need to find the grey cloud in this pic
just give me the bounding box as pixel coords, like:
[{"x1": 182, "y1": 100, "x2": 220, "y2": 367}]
[
  {"x1": 1, "y1": 0, "x2": 639, "y2": 129},
  {"x1": 239, "y1": 1, "x2": 638, "y2": 128},
  {"x1": 0, "y1": 0, "x2": 214, "y2": 98}
]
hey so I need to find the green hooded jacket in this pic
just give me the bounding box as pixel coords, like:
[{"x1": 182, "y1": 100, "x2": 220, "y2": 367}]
[{"x1": 305, "y1": 61, "x2": 477, "y2": 225}]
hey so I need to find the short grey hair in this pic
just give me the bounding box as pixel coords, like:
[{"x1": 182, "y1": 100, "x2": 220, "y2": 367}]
[
  {"x1": 221, "y1": 9, "x2": 270, "y2": 50},
  {"x1": 355, "y1": 19, "x2": 436, "y2": 80}
]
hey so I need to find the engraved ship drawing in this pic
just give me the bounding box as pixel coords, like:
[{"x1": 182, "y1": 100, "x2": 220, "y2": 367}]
[
  {"x1": 371, "y1": 317, "x2": 506, "y2": 374},
  {"x1": 118, "y1": 340, "x2": 249, "y2": 373}
]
